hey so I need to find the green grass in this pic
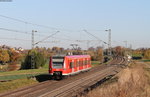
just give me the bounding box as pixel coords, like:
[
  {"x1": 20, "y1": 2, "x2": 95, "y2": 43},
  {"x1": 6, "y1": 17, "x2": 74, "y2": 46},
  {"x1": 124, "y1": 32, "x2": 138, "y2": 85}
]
[
  {"x1": 132, "y1": 54, "x2": 142, "y2": 57},
  {"x1": 43, "y1": 62, "x2": 49, "y2": 68},
  {"x1": 0, "y1": 68, "x2": 48, "y2": 81},
  {"x1": 141, "y1": 59, "x2": 150, "y2": 62},
  {"x1": 0, "y1": 63, "x2": 49, "y2": 81},
  {"x1": 91, "y1": 61, "x2": 101, "y2": 67},
  {"x1": 0, "y1": 63, "x2": 49, "y2": 76},
  {"x1": 0, "y1": 74, "x2": 45, "y2": 81},
  {"x1": 0, "y1": 68, "x2": 48, "y2": 76}
]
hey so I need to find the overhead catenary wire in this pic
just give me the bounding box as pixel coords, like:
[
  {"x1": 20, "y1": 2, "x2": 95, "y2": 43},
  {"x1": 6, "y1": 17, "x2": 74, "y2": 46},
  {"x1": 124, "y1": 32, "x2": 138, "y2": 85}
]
[
  {"x1": 0, "y1": 14, "x2": 112, "y2": 49},
  {"x1": 0, "y1": 15, "x2": 95, "y2": 39},
  {"x1": 0, "y1": 37, "x2": 31, "y2": 41},
  {"x1": 0, "y1": 14, "x2": 79, "y2": 32},
  {"x1": 51, "y1": 37, "x2": 75, "y2": 41},
  {"x1": 0, "y1": 14, "x2": 56, "y2": 30},
  {"x1": 0, "y1": 27, "x2": 30, "y2": 34},
  {"x1": 0, "y1": 27, "x2": 54, "y2": 38},
  {"x1": 0, "y1": 27, "x2": 75, "y2": 43},
  {"x1": 83, "y1": 30, "x2": 108, "y2": 45},
  {"x1": 34, "y1": 31, "x2": 60, "y2": 45}
]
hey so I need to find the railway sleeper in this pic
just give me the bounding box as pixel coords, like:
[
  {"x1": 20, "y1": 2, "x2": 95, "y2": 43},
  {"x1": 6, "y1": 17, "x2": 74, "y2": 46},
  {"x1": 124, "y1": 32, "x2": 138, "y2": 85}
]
[{"x1": 67, "y1": 74, "x2": 115, "y2": 97}]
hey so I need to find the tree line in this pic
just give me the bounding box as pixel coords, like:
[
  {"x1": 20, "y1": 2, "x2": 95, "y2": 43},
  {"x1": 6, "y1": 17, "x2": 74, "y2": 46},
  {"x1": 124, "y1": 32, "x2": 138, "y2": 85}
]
[{"x1": 1, "y1": 45, "x2": 150, "y2": 71}]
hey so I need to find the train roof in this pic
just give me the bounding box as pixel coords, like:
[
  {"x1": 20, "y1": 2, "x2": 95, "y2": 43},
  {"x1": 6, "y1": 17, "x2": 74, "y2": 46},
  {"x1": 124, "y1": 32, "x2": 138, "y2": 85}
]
[
  {"x1": 66, "y1": 55, "x2": 90, "y2": 58},
  {"x1": 52, "y1": 55, "x2": 91, "y2": 59}
]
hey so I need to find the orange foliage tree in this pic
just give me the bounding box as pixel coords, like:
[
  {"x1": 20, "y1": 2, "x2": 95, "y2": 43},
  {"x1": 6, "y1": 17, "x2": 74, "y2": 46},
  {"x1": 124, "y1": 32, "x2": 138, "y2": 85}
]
[
  {"x1": 0, "y1": 49, "x2": 10, "y2": 64},
  {"x1": 9, "y1": 50, "x2": 21, "y2": 65},
  {"x1": 144, "y1": 49, "x2": 150, "y2": 59}
]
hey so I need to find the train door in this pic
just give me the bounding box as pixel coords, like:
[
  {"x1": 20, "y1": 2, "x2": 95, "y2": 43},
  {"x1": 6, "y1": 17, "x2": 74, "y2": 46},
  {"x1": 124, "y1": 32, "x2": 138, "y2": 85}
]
[
  {"x1": 72, "y1": 60, "x2": 75, "y2": 73},
  {"x1": 69, "y1": 59, "x2": 72, "y2": 73},
  {"x1": 86, "y1": 59, "x2": 88, "y2": 68},
  {"x1": 79, "y1": 59, "x2": 82, "y2": 70},
  {"x1": 74, "y1": 59, "x2": 77, "y2": 72},
  {"x1": 69, "y1": 59, "x2": 74, "y2": 74},
  {"x1": 83, "y1": 59, "x2": 85, "y2": 69},
  {"x1": 77, "y1": 60, "x2": 79, "y2": 71}
]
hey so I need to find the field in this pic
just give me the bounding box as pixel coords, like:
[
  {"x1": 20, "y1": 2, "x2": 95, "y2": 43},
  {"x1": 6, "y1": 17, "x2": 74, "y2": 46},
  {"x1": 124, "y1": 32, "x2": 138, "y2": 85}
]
[
  {"x1": 84, "y1": 61, "x2": 150, "y2": 97},
  {"x1": 0, "y1": 67, "x2": 48, "y2": 81}
]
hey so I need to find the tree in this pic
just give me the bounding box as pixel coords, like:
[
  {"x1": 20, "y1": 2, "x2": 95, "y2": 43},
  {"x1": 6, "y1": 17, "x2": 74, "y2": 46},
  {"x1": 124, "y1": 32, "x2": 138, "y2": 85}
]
[
  {"x1": 0, "y1": 49, "x2": 10, "y2": 64},
  {"x1": 114, "y1": 46, "x2": 126, "y2": 56},
  {"x1": 115, "y1": 46, "x2": 122, "y2": 56},
  {"x1": 144, "y1": 49, "x2": 150, "y2": 59},
  {"x1": 96, "y1": 48, "x2": 103, "y2": 62},
  {"x1": 9, "y1": 49, "x2": 21, "y2": 65},
  {"x1": 88, "y1": 47, "x2": 95, "y2": 51},
  {"x1": 88, "y1": 47, "x2": 103, "y2": 62},
  {"x1": 52, "y1": 47, "x2": 60, "y2": 53},
  {"x1": 21, "y1": 50, "x2": 47, "y2": 69}
]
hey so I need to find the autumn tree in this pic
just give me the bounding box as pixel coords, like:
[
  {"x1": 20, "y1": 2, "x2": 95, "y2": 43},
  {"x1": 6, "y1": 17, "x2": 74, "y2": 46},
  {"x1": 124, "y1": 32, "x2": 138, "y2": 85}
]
[
  {"x1": 114, "y1": 46, "x2": 126, "y2": 56},
  {"x1": 0, "y1": 49, "x2": 10, "y2": 64},
  {"x1": 144, "y1": 49, "x2": 150, "y2": 59},
  {"x1": 88, "y1": 46, "x2": 103, "y2": 62},
  {"x1": 92, "y1": 48, "x2": 103, "y2": 62},
  {"x1": 8, "y1": 49, "x2": 21, "y2": 65}
]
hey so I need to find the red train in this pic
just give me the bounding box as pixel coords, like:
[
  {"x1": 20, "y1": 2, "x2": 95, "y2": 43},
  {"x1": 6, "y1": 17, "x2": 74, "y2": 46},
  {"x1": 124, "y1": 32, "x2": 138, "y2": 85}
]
[{"x1": 49, "y1": 55, "x2": 91, "y2": 79}]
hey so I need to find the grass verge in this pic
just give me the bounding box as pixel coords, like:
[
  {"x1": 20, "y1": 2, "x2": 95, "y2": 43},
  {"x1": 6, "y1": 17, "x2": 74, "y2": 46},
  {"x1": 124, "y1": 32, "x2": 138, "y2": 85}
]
[
  {"x1": 0, "y1": 79, "x2": 38, "y2": 93},
  {"x1": 0, "y1": 68, "x2": 48, "y2": 81},
  {"x1": 91, "y1": 61, "x2": 101, "y2": 67},
  {"x1": 83, "y1": 62, "x2": 150, "y2": 97},
  {"x1": 0, "y1": 68, "x2": 48, "y2": 76}
]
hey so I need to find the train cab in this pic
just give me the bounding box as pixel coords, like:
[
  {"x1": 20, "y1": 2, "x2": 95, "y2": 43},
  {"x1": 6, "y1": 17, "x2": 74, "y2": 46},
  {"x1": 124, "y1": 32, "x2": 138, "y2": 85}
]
[{"x1": 49, "y1": 55, "x2": 65, "y2": 78}]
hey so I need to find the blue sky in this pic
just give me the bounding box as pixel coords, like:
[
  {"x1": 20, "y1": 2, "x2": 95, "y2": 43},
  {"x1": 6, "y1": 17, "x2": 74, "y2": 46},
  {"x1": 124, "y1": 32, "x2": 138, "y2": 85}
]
[{"x1": 0, "y1": 0, "x2": 150, "y2": 49}]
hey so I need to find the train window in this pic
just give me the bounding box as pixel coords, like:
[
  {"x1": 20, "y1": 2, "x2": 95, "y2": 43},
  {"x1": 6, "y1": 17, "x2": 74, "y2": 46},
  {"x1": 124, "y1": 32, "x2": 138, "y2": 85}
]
[
  {"x1": 52, "y1": 56, "x2": 64, "y2": 69},
  {"x1": 79, "y1": 61, "x2": 82, "y2": 66},
  {"x1": 52, "y1": 62, "x2": 63, "y2": 68},
  {"x1": 70, "y1": 62, "x2": 74, "y2": 69}
]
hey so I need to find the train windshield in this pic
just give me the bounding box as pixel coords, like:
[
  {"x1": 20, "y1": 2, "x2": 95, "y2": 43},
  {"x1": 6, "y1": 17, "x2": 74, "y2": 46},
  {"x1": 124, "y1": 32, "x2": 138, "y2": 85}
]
[{"x1": 52, "y1": 56, "x2": 64, "y2": 69}]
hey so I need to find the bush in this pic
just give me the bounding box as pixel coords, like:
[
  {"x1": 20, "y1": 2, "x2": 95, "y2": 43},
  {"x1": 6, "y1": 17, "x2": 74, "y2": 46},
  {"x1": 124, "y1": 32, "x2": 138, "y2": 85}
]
[{"x1": 21, "y1": 50, "x2": 47, "y2": 69}]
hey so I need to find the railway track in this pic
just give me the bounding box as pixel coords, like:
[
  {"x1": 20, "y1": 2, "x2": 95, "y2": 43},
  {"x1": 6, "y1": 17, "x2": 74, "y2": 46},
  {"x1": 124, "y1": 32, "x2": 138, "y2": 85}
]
[
  {"x1": 39, "y1": 66, "x2": 116, "y2": 97},
  {"x1": 0, "y1": 56, "x2": 127, "y2": 97}
]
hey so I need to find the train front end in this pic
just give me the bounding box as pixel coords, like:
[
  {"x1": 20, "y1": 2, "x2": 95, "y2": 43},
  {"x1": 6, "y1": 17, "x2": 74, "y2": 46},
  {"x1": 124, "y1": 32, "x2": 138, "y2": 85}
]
[{"x1": 49, "y1": 55, "x2": 64, "y2": 79}]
